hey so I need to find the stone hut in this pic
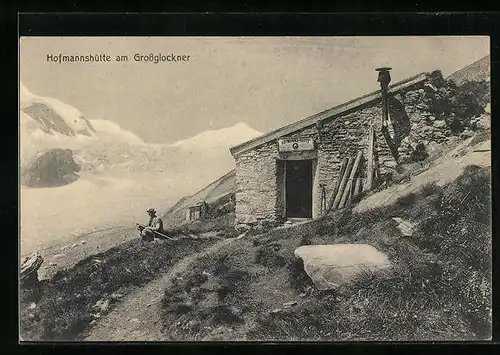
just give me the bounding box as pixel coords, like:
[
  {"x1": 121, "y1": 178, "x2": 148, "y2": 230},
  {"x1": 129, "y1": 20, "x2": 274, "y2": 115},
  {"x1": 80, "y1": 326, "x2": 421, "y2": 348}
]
[
  {"x1": 186, "y1": 201, "x2": 208, "y2": 222},
  {"x1": 229, "y1": 70, "x2": 449, "y2": 230}
]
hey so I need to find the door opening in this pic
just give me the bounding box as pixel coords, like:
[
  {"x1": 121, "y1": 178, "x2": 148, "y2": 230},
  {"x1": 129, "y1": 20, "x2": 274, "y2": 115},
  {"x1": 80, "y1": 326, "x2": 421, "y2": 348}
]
[{"x1": 285, "y1": 160, "x2": 313, "y2": 219}]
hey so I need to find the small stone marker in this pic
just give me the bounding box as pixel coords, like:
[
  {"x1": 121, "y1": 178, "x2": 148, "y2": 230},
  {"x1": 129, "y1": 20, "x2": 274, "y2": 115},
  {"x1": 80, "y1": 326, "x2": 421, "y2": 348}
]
[
  {"x1": 294, "y1": 244, "x2": 391, "y2": 290},
  {"x1": 392, "y1": 217, "x2": 418, "y2": 237}
]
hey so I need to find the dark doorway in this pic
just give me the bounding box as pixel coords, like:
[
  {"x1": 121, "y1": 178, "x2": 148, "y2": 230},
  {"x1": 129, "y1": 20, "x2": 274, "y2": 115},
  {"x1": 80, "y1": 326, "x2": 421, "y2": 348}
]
[{"x1": 285, "y1": 160, "x2": 313, "y2": 219}]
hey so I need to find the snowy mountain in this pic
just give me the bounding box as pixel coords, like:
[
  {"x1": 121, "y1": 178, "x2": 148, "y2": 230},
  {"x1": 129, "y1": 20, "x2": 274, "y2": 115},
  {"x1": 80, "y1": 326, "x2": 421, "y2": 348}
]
[
  {"x1": 20, "y1": 83, "x2": 96, "y2": 137},
  {"x1": 19, "y1": 83, "x2": 262, "y2": 253},
  {"x1": 171, "y1": 122, "x2": 262, "y2": 151},
  {"x1": 89, "y1": 119, "x2": 145, "y2": 145},
  {"x1": 20, "y1": 83, "x2": 262, "y2": 177}
]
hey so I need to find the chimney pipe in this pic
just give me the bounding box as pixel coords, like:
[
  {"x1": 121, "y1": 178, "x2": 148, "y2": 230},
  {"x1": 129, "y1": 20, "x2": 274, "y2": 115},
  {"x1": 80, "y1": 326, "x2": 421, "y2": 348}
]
[{"x1": 376, "y1": 67, "x2": 392, "y2": 128}]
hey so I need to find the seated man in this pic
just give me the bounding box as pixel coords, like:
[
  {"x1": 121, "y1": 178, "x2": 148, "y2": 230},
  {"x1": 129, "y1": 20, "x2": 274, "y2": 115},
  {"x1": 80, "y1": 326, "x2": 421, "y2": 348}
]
[{"x1": 137, "y1": 208, "x2": 164, "y2": 242}]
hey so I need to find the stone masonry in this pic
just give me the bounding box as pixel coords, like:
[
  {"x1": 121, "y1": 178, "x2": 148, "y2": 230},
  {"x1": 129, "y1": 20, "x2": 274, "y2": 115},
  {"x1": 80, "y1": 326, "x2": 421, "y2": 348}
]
[{"x1": 233, "y1": 71, "x2": 458, "y2": 229}]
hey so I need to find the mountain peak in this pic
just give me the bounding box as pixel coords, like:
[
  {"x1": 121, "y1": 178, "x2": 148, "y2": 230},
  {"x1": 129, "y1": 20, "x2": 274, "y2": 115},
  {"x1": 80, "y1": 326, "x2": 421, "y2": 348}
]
[
  {"x1": 20, "y1": 82, "x2": 96, "y2": 137},
  {"x1": 171, "y1": 123, "x2": 262, "y2": 149}
]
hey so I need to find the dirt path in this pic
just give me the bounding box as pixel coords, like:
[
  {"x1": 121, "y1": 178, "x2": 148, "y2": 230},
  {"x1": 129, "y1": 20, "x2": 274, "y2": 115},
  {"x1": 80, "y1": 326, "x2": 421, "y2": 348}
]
[{"x1": 85, "y1": 237, "x2": 236, "y2": 341}]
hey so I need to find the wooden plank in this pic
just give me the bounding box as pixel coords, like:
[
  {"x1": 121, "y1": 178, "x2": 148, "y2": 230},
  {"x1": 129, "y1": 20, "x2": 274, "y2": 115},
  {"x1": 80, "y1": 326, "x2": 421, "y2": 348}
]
[
  {"x1": 283, "y1": 160, "x2": 287, "y2": 219},
  {"x1": 365, "y1": 125, "x2": 375, "y2": 191},
  {"x1": 373, "y1": 132, "x2": 381, "y2": 183},
  {"x1": 339, "y1": 151, "x2": 363, "y2": 209},
  {"x1": 153, "y1": 230, "x2": 172, "y2": 240},
  {"x1": 352, "y1": 176, "x2": 361, "y2": 197},
  {"x1": 320, "y1": 184, "x2": 327, "y2": 215},
  {"x1": 351, "y1": 157, "x2": 363, "y2": 198},
  {"x1": 356, "y1": 178, "x2": 363, "y2": 195},
  {"x1": 137, "y1": 224, "x2": 172, "y2": 240},
  {"x1": 331, "y1": 157, "x2": 352, "y2": 210},
  {"x1": 325, "y1": 157, "x2": 349, "y2": 214},
  {"x1": 332, "y1": 156, "x2": 355, "y2": 210},
  {"x1": 357, "y1": 176, "x2": 364, "y2": 195}
]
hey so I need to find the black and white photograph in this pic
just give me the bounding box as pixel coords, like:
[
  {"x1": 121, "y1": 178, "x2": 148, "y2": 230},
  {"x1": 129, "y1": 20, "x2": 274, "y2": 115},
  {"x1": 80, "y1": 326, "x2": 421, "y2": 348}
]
[{"x1": 19, "y1": 36, "x2": 491, "y2": 342}]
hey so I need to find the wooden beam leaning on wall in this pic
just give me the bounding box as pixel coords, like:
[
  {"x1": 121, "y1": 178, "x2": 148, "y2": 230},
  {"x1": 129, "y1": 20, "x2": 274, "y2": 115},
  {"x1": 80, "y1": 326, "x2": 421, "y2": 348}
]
[
  {"x1": 332, "y1": 156, "x2": 355, "y2": 210},
  {"x1": 339, "y1": 150, "x2": 363, "y2": 209},
  {"x1": 365, "y1": 125, "x2": 375, "y2": 191},
  {"x1": 352, "y1": 172, "x2": 363, "y2": 197},
  {"x1": 324, "y1": 157, "x2": 349, "y2": 215}
]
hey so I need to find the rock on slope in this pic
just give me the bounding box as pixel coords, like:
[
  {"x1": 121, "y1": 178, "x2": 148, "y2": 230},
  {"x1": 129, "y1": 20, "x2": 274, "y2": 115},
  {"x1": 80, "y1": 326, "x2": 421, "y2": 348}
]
[{"x1": 21, "y1": 148, "x2": 81, "y2": 188}]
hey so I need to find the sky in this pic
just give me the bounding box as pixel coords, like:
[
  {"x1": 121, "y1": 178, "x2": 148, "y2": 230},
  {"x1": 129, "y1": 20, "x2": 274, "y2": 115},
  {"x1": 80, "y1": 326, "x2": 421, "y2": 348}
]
[{"x1": 20, "y1": 36, "x2": 490, "y2": 144}]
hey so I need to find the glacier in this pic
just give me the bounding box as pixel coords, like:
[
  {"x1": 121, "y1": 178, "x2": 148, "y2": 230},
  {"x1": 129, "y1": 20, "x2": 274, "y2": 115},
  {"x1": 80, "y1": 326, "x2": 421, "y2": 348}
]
[{"x1": 19, "y1": 83, "x2": 262, "y2": 255}]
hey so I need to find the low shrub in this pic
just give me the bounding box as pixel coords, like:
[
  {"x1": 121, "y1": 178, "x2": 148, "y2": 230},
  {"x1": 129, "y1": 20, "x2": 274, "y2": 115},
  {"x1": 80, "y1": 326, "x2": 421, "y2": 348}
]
[
  {"x1": 287, "y1": 258, "x2": 313, "y2": 292},
  {"x1": 254, "y1": 243, "x2": 287, "y2": 269},
  {"x1": 210, "y1": 305, "x2": 245, "y2": 326},
  {"x1": 419, "y1": 182, "x2": 444, "y2": 198},
  {"x1": 411, "y1": 143, "x2": 429, "y2": 162},
  {"x1": 395, "y1": 193, "x2": 417, "y2": 209}
]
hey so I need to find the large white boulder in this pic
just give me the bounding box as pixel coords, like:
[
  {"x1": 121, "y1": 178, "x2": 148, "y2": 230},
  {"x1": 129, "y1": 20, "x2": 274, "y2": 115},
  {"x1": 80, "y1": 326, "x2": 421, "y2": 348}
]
[{"x1": 294, "y1": 244, "x2": 391, "y2": 290}]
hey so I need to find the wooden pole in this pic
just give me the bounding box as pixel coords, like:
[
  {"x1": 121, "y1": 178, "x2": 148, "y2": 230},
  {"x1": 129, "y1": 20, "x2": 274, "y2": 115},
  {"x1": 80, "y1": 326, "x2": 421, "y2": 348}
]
[
  {"x1": 352, "y1": 175, "x2": 361, "y2": 197},
  {"x1": 351, "y1": 157, "x2": 364, "y2": 198},
  {"x1": 324, "y1": 185, "x2": 328, "y2": 214},
  {"x1": 282, "y1": 160, "x2": 287, "y2": 219},
  {"x1": 339, "y1": 151, "x2": 363, "y2": 209},
  {"x1": 373, "y1": 132, "x2": 380, "y2": 184},
  {"x1": 332, "y1": 156, "x2": 355, "y2": 210},
  {"x1": 326, "y1": 157, "x2": 349, "y2": 214},
  {"x1": 357, "y1": 176, "x2": 363, "y2": 195},
  {"x1": 137, "y1": 223, "x2": 172, "y2": 240},
  {"x1": 365, "y1": 125, "x2": 375, "y2": 191},
  {"x1": 319, "y1": 184, "x2": 324, "y2": 216}
]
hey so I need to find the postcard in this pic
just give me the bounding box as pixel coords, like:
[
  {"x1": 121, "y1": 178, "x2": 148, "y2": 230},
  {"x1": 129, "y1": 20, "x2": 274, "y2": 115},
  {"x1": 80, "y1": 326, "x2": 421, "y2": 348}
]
[{"x1": 19, "y1": 36, "x2": 491, "y2": 342}]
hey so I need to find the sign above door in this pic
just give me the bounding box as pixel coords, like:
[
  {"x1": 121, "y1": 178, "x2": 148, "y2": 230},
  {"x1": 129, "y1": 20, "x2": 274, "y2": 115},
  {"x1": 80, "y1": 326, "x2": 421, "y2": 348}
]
[{"x1": 278, "y1": 138, "x2": 315, "y2": 152}]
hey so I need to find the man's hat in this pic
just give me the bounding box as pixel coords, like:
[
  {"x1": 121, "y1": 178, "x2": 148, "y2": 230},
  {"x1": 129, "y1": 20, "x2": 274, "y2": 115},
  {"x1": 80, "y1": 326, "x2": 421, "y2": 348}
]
[{"x1": 147, "y1": 208, "x2": 156, "y2": 214}]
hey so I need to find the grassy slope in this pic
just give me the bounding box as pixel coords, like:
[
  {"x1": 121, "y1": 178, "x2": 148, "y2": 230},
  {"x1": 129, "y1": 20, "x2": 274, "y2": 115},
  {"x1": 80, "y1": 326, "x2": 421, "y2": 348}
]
[
  {"x1": 20, "y1": 236, "x2": 219, "y2": 341},
  {"x1": 447, "y1": 55, "x2": 490, "y2": 85},
  {"x1": 159, "y1": 164, "x2": 491, "y2": 341}
]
